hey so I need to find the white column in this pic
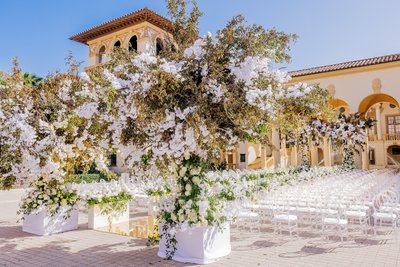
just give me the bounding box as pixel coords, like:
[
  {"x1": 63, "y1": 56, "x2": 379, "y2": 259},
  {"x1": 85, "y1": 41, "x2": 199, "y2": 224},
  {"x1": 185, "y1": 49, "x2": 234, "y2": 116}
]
[
  {"x1": 361, "y1": 144, "x2": 369, "y2": 170},
  {"x1": 310, "y1": 144, "x2": 319, "y2": 166},
  {"x1": 272, "y1": 127, "x2": 281, "y2": 169},
  {"x1": 323, "y1": 137, "x2": 332, "y2": 167},
  {"x1": 260, "y1": 145, "x2": 266, "y2": 169},
  {"x1": 290, "y1": 146, "x2": 298, "y2": 167},
  {"x1": 376, "y1": 105, "x2": 382, "y2": 140}
]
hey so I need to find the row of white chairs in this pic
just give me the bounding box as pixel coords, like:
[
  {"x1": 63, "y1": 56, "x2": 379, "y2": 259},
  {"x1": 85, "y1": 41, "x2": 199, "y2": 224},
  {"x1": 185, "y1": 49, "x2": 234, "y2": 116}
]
[{"x1": 236, "y1": 169, "x2": 400, "y2": 242}]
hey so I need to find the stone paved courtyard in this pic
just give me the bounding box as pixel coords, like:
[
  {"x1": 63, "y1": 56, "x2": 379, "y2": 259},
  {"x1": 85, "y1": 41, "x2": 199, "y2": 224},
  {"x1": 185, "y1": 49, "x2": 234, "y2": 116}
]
[{"x1": 1, "y1": 189, "x2": 400, "y2": 267}]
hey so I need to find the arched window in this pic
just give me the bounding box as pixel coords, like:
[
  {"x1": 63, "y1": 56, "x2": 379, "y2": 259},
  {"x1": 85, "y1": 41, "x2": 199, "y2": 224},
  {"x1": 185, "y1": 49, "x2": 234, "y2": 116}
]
[
  {"x1": 98, "y1": 45, "x2": 106, "y2": 64},
  {"x1": 129, "y1": 36, "x2": 137, "y2": 52},
  {"x1": 109, "y1": 154, "x2": 117, "y2": 167},
  {"x1": 114, "y1": 40, "x2": 121, "y2": 47},
  {"x1": 156, "y1": 38, "x2": 164, "y2": 55}
]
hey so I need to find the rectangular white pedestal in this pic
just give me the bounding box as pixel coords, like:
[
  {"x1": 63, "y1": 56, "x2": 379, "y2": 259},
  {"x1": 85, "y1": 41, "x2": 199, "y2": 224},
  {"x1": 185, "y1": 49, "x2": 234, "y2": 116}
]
[
  {"x1": 158, "y1": 223, "x2": 231, "y2": 264},
  {"x1": 22, "y1": 206, "x2": 79, "y2": 236},
  {"x1": 88, "y1": 203, "x2": 129, "y2": 229}
]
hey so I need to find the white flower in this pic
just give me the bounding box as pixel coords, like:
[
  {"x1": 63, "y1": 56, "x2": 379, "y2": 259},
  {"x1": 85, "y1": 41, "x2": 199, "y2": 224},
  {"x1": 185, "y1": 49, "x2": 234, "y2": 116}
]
[
  {"x1": 75, "y1": 102, "x2": 98, "y2": 119},
  {"x1": 179, "y1": 167, "x2": 187, "y2": 177},
  {"x1": 190, "y1": 168, "x2": 201, "y2": 176},
  {"x1": 192, "y1": 176, "x2": 200, "y2": 185},
  {"x1": 185, "y1": 184, "x2": 192, "y2": 192},
  {"x1": 171, "y1": 213, "x2": 177, "y2": 221}
]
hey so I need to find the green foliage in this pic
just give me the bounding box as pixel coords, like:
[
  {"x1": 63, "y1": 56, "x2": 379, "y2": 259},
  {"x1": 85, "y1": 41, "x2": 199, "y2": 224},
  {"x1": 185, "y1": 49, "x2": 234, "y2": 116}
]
[
  {"x1": 17, "y1": 178, "x2": 80, "y2": 220},
  {"x1": 87, "y1": 191, "x2": 132, "y2": 206},
  {"x1": 22, "y1": 72, "x2": 43, "y2": 88},
  {"x1": 167, "y1": 0, "x2": 203, "y2": 51},
  {"x1": 147, "y1": 224, "x2": 160, "y2": 246},
  {"x1": 66, "y1": 173, "x2": 110, "y2": 184},
  {"x1": 87, "y1": 191, "x2": 133, "y2": 227}
]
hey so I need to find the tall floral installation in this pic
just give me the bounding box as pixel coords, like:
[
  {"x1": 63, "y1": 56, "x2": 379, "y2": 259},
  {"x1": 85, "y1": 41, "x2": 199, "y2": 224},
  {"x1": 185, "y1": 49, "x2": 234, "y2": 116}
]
[
  {"x1": 0, "y1": 59, "x2": 115, "y2": 224},
  {"x1": 286, "y1": 113, "x2": 374, "y2": 170},
  {"x1": 88, "y1": 0, "x2": 336, "y2": 260}
]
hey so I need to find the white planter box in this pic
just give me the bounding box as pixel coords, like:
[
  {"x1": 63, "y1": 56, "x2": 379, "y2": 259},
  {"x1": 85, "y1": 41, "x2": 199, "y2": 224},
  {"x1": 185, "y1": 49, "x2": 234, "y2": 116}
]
[
  {"x1": 158, "y1": 223, "x2": 231, "y2": 264},
  {"x1": 22, "y1": 206, "x2": 79, "y2": 236},
  {"x1": 88, "y1": 203, "x2": 129, "y2": 229}
]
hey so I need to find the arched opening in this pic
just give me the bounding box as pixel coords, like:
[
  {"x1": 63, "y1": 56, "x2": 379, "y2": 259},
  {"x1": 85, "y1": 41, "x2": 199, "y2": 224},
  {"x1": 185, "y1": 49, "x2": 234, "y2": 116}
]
[
  {"x1": 109, "y1": 154, "x2": 117, "y2": 167},
  {"x1": 387, "y1": 145, "x2": 400, "y2": 166},
  {"x1": 365, "y1": 107, "x2": 378, "y2": 141},
  {"x1": 156, "y1": 38, "x2": 164, "y2": 55},
  {"x1": 329, "y1": 98, "x2": 349, "y2": 110},
  {"x1": 358, "y1": 93, "x2": 399, "y2": 114},
  {"x1": 360, "y1": 94, "x2": 400, "y2": 142},
  {"x1": 98, "y1": 45, "x2": 106, "y2": 64},
  {"x1": 317, "y1": 147, "x2": 324, "y2": 166},
  {"x1": 114, "y1": 40, "x2": 121, "y2": 47},
  {"x1": 330, "y1": 98, "x2": 350, "y2": 115},
  {"x1": 129, "y1": 36, "x2": 137, "y2": 52}
]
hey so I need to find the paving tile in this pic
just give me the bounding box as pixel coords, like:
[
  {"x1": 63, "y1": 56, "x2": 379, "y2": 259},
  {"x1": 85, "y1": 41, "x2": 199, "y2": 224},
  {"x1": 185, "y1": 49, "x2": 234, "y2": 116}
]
[{"x1": 2, "y1": 189, "x2": 400, "y2": 267}]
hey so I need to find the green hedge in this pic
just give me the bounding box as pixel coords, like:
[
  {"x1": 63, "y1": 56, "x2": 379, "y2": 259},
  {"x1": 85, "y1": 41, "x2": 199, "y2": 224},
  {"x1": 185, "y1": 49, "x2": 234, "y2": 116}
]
[{"x1": 67, "y1": 173, "x2": 112, "y2": 184}]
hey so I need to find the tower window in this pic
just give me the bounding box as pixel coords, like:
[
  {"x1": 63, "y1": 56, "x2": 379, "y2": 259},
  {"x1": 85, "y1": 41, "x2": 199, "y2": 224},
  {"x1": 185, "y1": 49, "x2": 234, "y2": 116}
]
[
  {"x1": 114, "y1": 40, "x2": 121, "y2": 47},
  {"x1": 156, "y1": 38, "x2": 164, "y2": 55},
  {"x1": 98, "y1": 45, "x2": 106, "y2": 64},
  {"x1": 109, "y1": 154, "x2": 117, "y2": 167},
  {"x1": 129, "y1": 36, "x2": 137, "y2": 52}
]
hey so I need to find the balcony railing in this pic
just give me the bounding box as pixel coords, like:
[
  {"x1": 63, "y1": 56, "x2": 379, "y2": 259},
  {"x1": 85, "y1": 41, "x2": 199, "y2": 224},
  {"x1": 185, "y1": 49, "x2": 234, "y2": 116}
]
[
  {"x1": 385, "y1": 133, "x2": 400, "y2": 141},
  {"x1": 368, "y1": 134, "x2": 400, "y2": 142}
]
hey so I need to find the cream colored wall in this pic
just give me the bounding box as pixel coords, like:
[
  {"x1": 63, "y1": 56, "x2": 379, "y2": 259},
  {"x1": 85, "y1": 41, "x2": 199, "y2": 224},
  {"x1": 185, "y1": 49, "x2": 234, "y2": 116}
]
[
  {"x1": 293, "y1": 65, "x2": 400, "y2": 169},
  {"x1": 293, "y1": 66, "x2": 400, "y2": 112},
  {"x1": 86, "y1": 22, "x2": 172, "y2": 67}
]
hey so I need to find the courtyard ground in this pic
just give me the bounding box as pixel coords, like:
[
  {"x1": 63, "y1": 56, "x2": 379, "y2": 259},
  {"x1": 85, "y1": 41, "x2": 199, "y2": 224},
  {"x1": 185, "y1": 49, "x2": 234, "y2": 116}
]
[{"x1": 1, "y1": 189, "x2": 400, "y2": 267}]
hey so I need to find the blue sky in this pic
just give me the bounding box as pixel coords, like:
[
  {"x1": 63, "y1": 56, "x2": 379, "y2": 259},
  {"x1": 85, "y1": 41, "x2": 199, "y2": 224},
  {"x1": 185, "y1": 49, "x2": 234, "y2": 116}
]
[{"x1": 1, "y1": 0, "x2": 400, "y2": 76}]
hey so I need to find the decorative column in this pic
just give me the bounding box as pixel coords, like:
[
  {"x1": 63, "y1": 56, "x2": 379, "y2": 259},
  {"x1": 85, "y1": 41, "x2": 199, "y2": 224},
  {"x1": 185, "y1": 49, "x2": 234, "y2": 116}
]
[
  {"x1": 376, "y1": 104, "x2": 382, "y2": 140},
  {"x1": 323, "y1": 137, "x2": 332, "y2": 167},
  {"x1": 137, "y1": 28, "x2": 157, "y2": 54},
  {"x1": 88, "y1": 46, "x2": 97, "y2": 66},
  {"x1": 361, "y1": 144, "x2": 369, "y2": 170},
  {"x1": 260, "y1": 145, "x2": 267, "y2": 169},
  {"x1": 290, "y1": 146, "x2": 299, "y2": 167},
  {"x1": 272, "y1": 127, "x2": 281, "y2": 169},
  {"x1": 310, "y1": 144, "x2": 319, "y2": 167}
]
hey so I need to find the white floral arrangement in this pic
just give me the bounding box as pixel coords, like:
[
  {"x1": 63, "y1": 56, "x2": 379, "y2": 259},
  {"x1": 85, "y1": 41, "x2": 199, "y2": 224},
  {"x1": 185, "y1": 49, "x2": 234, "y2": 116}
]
[
  {"x1": 18, "y1": 178, "x2": 79, "y2": 220},
  {"x1": 150, "y1": 156, "x2": 345, "y2": 259},
  {"x1": 72, "y1": 180, "x2": 133, "y2": 226}
]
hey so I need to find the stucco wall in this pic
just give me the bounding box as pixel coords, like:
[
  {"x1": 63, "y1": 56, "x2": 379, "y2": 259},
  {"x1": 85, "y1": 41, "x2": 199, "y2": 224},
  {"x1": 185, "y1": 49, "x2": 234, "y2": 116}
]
[{"x1": 293, "y1": 65, "x2": 400, "y2": 112}]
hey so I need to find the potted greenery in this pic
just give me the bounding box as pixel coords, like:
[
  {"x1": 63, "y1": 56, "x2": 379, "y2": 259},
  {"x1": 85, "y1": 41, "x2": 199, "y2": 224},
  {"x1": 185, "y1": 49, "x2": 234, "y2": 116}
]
[
  {"x1": 82, "y1": 182, "x2": 133, "y2": 229},
  {"x1": 19, "y1": 178, "x2": 79, "y2": 236}
]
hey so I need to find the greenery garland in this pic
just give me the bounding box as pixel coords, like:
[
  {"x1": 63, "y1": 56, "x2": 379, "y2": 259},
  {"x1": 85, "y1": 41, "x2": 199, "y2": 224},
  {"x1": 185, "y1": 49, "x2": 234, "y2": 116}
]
[{"x1": 87, "y1": 191, "x2": 133, "y2": 227}]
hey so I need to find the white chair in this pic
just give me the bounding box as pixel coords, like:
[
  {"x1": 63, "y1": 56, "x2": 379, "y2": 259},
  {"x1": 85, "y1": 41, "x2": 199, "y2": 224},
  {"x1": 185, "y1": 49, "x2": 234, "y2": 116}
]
[
  {"x1": 237, "y1": 209, "x2": 260, "y2": 232},
  {"x1": 321, "y1": 210, "x2": 348, "y2": 242},
  {"x1": 372, "y1": 192, "x2": 398, "y2": 235},
  {"x1": 272, "y1": 202, "x2": 298, "y2": 237}
]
